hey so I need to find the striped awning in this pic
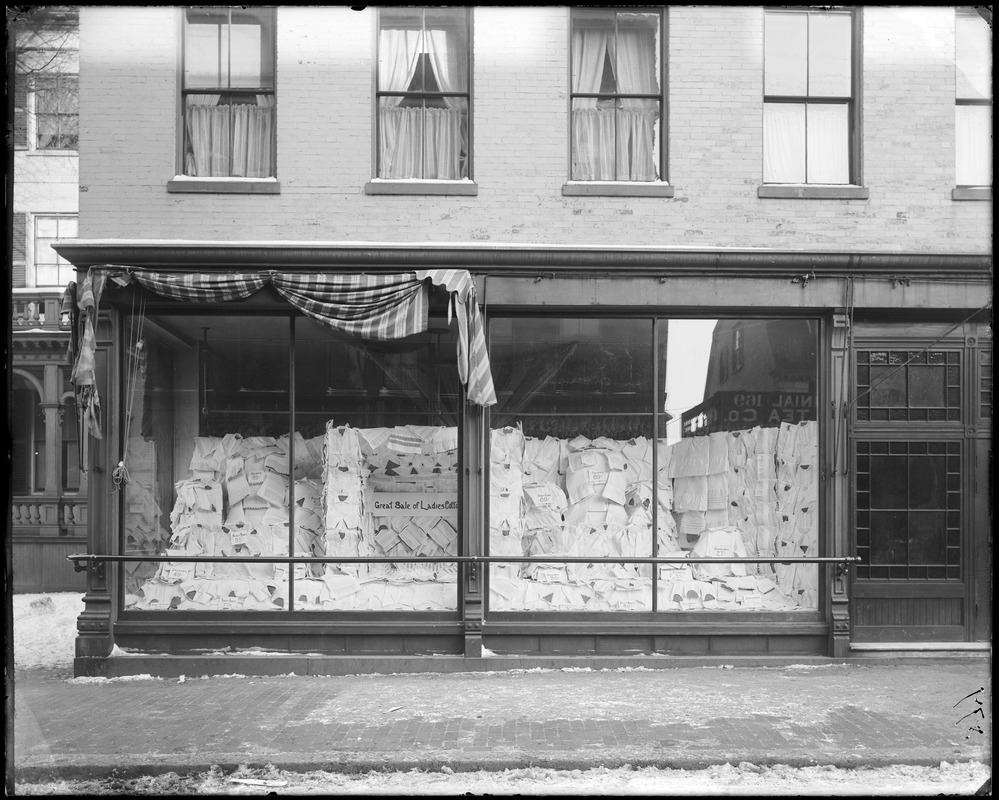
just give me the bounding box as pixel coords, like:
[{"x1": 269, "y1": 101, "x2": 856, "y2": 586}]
[{"x1": 70, "y1": 266, "x2": 496, "y2": 438}]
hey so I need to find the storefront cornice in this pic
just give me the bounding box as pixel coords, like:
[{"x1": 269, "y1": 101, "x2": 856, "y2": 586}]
[{"x1": 52, "y1": 240, "x2": 992, "y2": 279}]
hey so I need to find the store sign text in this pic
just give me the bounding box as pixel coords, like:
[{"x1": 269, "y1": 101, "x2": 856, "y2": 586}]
[
  {"x1": 726, "y1": 392, "x2": 814, "y2": 425},
  {"x1": 372, "y1": 493, "x2": 458, "y2": 518}
]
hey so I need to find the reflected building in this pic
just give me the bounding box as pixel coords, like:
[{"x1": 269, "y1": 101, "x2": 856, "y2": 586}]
[{"x1": 682, "y1": 320, "x2": 818, "y2": 436}]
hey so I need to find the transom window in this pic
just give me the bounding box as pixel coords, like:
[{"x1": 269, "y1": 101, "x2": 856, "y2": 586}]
[
  {"x1": 955, "y1": 8, "x2": 992, "y2": 187},
  {"x1": 376, "y1": 7, "x2": 471, "y2": 180},
  {"x1": 855, "y1": 350, "x2": 962, "y2": 422},
  {"x1": 34, "y1": 215, "x2": 78, "y2": 287},
  {"x1": 182, "y1": 6, "x2": 276, "y2": 178},
  {"x1": 33, "y1": 74, "x2": 79, "y2": 150},
  {"x1": 763, "y1": 8, "x2": 855, "y2": 185},
  {"x1": 569, "y1": 7, "x2": 663, "y2": 182}
]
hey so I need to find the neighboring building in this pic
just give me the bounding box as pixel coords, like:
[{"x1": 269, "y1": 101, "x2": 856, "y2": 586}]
[
  {"x1": 10, "y1": 6, "x2": 86, "y2": 593},
  {"x1": 55, "y1": 6, "x2": 991, "y2": 676}
]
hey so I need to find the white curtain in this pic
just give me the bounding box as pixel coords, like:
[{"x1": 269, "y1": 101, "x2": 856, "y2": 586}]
[
  {"x1": 571, "y1": 28, "x2": 612, "y2": 179},
  {"x1": 763, "y1": 103, "x2": 805, "y2": 183},
  {"x1": 806, "y1": 104, "x2": 848, "y2": 184},
  {"x1": 379, "y1": 28, "x2": 467, "y2": 179},
  {"x1": 956, "y1": 105, "x2": 992, "y2": 186},
  {"x1": 764, "y1": 103, "x2": 849, "y2": 184},
  {"x1": 571, "y1": 27, "x2": 658, "y2": 181},
  {"x1": 185, "y1": 94, "x2": 275, "y2": 178},
  {"x1": 610, "y1": 27, "x2": 659, "y2": 181}
]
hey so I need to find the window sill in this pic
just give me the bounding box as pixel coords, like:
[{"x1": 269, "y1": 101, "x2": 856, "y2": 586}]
[
  {"x1": 952, "y1": 186, "x2": 992, "y2": 201},
  {"x1": 562, "y1": 181, "x2": 674, "y2": 198},
  {"x1": 166, "y1": 177, "x2": 281, "y2": 195},
  {"x1": 758, "y1": 185, "x2": 869, "y2": 200},
  {"x1": 25, "y1": 149, "x2": 78, "y2": 157},
  {"x1": 364, "y1": 179, "x2": 478, "y2": 196}
]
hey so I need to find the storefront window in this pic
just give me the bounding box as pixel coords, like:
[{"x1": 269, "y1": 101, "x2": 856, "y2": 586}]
[
  {"x1": 121, "y1": 310, "x2": 460, "y2": 612},
  {"x1": 487, "y1": 316, "x2": 820, "y2": 613},
  {"x1": 294, "y1": 317, "x2": 460, "y2": 611},
  {"x1": 489, "y1": 317, "x2": 655, "y2": 612}
]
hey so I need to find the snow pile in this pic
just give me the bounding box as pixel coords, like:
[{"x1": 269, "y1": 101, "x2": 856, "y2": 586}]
[
  {"x1": 67, "y1": 674, "x2": 164, "y2": 684},
  {"x1": 13, "y1": 593, "x2": 83, "y2": 670},
  {"x1": 12, "y1": 761, "x2": 994, "y2": 796}
]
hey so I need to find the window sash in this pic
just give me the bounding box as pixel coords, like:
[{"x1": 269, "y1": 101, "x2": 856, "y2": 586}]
[
  {"x1": 375, "y1": 8, "x2": 472, "y2": 180},
  {"x1": 763, "y1": 9, "x2": 855, "y2": 185},
  {"x1": 33, "y1": 215, "x2": 78, "y2": 287},
  {"x1": 182, "y1": 7, "x2": 276, "y2": 178},
  {"x1": 569, "y1": 8, "x2": 664, "y2": 182},
  {"x1": 33, "y1": 75, "x2": 79, "y2": 150},
  {"x1": 955, "y1": 103, "x2": 993, "y2": 187}
]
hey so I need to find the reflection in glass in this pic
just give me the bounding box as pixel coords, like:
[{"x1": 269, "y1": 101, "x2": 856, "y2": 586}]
[
  {"x1": 489, "y1": 318, "x2": 655, "y2": 611},
  {"x1": 488, "y1": 317, "x2": 820, "y2": 614},
  {"x1": 122, "y1": 312, "x2": 460, "y2": 612}
]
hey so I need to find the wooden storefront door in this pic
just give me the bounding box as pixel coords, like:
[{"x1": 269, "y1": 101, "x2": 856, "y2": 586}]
[{"x1": 849, "y1": 324, "x2": 989, "y2": 644}]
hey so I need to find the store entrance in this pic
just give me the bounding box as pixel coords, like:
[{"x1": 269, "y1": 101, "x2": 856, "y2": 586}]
[{"x1": 848, "y1": 329, "x2": 990, "y2": 644}]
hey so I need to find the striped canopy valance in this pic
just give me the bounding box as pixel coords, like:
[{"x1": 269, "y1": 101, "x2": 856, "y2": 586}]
[{"x1": 70, "y1": 266, "x2": 496, "y2": 439}]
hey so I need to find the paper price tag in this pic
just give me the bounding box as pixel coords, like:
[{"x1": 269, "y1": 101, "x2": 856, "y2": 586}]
[{"x1": 230, "y1": 528, "x2": 248, "y2": 546}]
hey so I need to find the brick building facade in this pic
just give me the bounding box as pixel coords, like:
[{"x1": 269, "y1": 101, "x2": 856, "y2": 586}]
[{"x1": 54, "y1": 6, "x2": 991, "y2": 676}]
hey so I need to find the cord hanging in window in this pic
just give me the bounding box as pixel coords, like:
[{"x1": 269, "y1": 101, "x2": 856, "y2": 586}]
[{"x1": 114, "y1": 289, "x2": 148, "y2": 493}]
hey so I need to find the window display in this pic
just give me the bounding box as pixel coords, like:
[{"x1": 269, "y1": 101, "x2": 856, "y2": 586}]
[
  {"x1": 120, "y1": 311, "x2": 460, "y2": 612},
  {"x1": 487, "y1": 317, "x2": 819, "y2": 613}
]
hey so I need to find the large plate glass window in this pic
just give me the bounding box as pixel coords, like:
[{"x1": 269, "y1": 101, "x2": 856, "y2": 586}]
[
  {"x1": 182, "y1": 7, "x2": 276, "y2": 178},
  {"x1": 763, "y1": 8, "x2": 854, "y2": 184},
  {"x1": 487, "y1": 317, "x2": 819, "y2": 614},
  {"x1": 376, "y1": 7, "x2": 471, "y2": 180},
  {"x1": 570, "y1": 7, "x2": 663, "y2": 182},
  {"x1": 120, "y1": 307, "x2": 460, "y2": 613},
  {"x1": 294, "y1": 316, "x2": 461, "y2": 611},
  {"x1": 955, "y1": 8, "x2": 992, "y2": 187}
]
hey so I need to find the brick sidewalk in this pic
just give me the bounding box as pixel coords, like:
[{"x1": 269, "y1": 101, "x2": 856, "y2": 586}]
[{"x1": 12, "y1": 658, "x2": 992, "y2": 781}]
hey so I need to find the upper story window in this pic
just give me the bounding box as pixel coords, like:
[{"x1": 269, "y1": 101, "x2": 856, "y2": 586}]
[
  {"x1": 12, "y1": 6, "x2": 79, "y2": 152},
  {"x1": 34, "y1": 215, "x2": 78, "y2": 287},
  {"x1": 376, "y1": 7, "x2": 471, "y2": 180},
  {"x1": 182, "y1": 7, "x2": 276, "y2": 178},
  {"x1": 33, "y1": 74, "x2": 79, "y2": 150},
  {"x1": 763, "y1": 8, "x2": 855, "y2": 185},
  {"x1": 569, "y1": 8, "x2": 663, "y2": 182},
  {"x1": 955, "y1": 8, "x2": 992, "y2": 187}
]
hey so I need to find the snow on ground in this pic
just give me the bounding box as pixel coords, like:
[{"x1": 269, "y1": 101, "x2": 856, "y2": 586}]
[
  {"x1": 12, "y1": 592, "x2": 83, "y2": 670},
  {"x1": 11, "y1": 595, "x2": 993, "y2": 795},
  {"x1": 12, "y1": 761, "x2": 993, "y2": 796}
]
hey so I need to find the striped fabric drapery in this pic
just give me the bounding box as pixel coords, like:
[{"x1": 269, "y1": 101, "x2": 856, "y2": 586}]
[{"x1": 70, "y1": 266, "x2": 496, "y2": 439}]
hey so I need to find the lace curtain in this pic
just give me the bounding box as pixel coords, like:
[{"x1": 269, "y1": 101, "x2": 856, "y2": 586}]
[
  {"x1": 184, "y1": 94, "x2": 276, "y2": 178},
  {"x1": 571, "y1": 24, "x2": 659, "y2": 181},
  {"x1": 378, "y1": 28, "x2": 468, "y2": 179}
]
